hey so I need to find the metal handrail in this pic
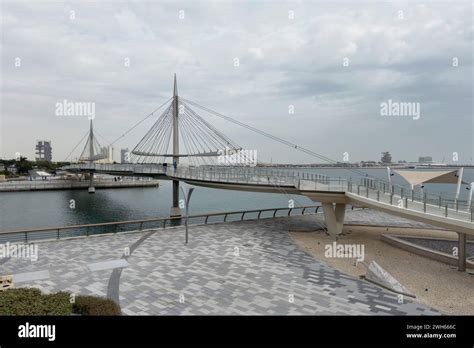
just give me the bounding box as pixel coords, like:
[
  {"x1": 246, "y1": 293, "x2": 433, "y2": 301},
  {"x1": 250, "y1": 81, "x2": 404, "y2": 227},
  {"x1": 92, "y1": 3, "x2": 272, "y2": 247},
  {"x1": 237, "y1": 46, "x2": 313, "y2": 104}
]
[
  {"x1": 349, "y1": 177, "x2": 473, "y2": 221},
  {"x1": 0, "y1": 205, "x2": 321, "y2": 243},
  {"x1": 61, "y1": 164, "x2": 472, "y2": 219}
]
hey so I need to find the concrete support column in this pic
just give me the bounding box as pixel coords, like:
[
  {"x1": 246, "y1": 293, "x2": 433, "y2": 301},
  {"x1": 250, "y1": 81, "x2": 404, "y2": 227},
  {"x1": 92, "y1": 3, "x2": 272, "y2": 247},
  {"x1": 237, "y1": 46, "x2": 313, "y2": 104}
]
[
  {"x1": 88, "y1": 172, "x2": 95, "y2": 194},
  {"x1": 170, "y1": 179, "x2": 181, "y2": 217},
  {"x1": 458, "y1": 232, "x2": 466, "y2": 272},
  {"x1": 322, "y1": 203, "x2": 346, "y2": 237}
]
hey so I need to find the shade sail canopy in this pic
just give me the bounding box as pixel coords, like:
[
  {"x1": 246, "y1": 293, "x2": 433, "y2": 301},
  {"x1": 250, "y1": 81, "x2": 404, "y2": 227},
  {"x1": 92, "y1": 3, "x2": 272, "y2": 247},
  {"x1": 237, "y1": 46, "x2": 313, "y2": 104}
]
[{"x1": 393, "y1": 170, "x2": 467, "y2": 186}]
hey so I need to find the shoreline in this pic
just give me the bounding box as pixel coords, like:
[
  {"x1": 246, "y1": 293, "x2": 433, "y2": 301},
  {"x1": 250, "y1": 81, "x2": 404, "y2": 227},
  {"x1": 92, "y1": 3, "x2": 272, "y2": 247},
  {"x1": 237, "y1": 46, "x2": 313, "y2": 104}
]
[{"x1": 0, "y1": 179, "x2": 160, "y2": 192}]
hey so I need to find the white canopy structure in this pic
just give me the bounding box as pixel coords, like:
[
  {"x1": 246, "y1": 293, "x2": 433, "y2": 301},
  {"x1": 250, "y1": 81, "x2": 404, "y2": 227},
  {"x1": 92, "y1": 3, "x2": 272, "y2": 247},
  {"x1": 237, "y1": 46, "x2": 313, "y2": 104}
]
[
  {"x1": 388, "y1": 168, "x2": 470, "y2": 205},
  {"x1": 393, "y1": 169, "x2": 468, "y2": 186}
]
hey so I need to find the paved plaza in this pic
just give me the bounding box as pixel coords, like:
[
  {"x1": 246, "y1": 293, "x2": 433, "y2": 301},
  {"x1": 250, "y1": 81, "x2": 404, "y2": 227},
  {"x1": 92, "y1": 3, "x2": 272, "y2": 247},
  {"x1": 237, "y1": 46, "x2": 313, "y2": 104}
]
[{"x1": 1, "y1": 210, "x2": 440, "y2": 315}]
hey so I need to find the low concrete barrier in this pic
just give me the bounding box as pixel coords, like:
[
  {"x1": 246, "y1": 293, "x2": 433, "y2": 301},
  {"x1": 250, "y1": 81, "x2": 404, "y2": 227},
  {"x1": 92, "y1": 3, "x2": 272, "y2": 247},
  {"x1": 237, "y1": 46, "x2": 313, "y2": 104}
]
[{"x1": 382, "y1": 234, "x2": 474, "y2": 269}]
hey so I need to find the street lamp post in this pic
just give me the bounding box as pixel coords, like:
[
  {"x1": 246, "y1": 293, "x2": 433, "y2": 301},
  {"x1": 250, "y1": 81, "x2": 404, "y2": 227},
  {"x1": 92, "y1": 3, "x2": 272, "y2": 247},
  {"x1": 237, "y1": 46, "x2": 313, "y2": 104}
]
[{"x1": 180, "y1": 185, "x2": 194, "y2": 245}]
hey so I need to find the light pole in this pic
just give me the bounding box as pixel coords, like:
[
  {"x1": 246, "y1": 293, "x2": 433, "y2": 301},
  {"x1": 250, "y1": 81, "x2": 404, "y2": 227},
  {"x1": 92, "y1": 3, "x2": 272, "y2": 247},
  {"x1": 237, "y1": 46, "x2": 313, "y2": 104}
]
[{"x1": 180, "y1": 185, "x2": 194, "y2": 245}]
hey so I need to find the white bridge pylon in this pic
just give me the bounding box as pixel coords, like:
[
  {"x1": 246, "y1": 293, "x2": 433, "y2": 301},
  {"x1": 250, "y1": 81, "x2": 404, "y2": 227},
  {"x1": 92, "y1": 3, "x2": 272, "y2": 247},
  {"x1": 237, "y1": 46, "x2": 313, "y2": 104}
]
[{"x1": 130, "y1": 74, "x2": 252, "y2": 167}]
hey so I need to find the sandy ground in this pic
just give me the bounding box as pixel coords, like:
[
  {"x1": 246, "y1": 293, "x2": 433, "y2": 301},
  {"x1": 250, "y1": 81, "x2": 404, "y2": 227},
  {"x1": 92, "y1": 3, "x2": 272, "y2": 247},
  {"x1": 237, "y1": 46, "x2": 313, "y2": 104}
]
[{"x1": 290, "y1": 225, "x2": 474, "y2": 315}]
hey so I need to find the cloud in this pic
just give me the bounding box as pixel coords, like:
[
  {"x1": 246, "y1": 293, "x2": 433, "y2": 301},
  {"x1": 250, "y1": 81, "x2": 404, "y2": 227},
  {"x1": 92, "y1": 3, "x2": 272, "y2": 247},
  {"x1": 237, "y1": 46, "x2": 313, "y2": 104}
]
[{"x1": 0, "y1": 0, "x2": 472, "y2": 164}]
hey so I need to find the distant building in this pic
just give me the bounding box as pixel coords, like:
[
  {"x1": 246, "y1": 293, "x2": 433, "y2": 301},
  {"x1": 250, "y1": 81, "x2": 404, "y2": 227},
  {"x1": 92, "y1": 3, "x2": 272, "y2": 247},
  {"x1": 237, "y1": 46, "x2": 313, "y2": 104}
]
[
  {"x1": 418, "y1": 156, "x2": 433, "y2": 163},
  {"x1": 96, "y1": 146, "x2": 114, "y2": 164},
  {"x1": 35, "y1": 140, "x2": 52, "y2": 162},
  {"x1": 121, "y1": 148, "x2": 129, "y2": 163},
  {"x1": 381, "y1": 152, "x2": 392, "y2": 164},
  {"x1": 0, "y1": 164, "x2": 5, "y2": 172}
]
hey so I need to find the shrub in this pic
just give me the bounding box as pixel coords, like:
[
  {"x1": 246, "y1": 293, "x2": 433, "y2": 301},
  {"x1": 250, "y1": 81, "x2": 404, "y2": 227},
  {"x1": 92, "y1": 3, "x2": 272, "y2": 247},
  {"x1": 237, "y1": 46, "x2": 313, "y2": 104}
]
[
  {"x1": 73, "y1": 295, "x2": 121, "y2": 316},
  {"x1": 0, "y1": 288, "x2": 71, "y2": 315},
  {"x1": 0, "y1": 288, "x2": 121, "y2": 316}
]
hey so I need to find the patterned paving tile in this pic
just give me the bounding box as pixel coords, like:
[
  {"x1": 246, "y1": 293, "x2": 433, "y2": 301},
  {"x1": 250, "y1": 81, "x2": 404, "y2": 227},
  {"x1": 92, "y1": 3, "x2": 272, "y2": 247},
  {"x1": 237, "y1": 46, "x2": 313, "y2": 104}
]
[{"x1": 0, "y1": 210, "x2": 440, "y2": 315}]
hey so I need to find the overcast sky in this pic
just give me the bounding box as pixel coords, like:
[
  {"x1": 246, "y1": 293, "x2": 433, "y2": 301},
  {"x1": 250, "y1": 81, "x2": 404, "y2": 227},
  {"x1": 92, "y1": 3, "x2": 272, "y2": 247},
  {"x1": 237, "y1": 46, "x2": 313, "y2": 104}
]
[{"x1": 0, "y1": 0, "x2": 472, "y2": 164}]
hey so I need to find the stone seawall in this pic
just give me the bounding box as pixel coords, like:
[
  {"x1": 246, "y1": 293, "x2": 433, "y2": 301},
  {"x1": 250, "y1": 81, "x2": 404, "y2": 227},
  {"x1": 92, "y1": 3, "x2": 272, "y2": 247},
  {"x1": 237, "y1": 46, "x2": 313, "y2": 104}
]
[{"x1": 0, "y1": 179, "x2": 160, "y2": 192}]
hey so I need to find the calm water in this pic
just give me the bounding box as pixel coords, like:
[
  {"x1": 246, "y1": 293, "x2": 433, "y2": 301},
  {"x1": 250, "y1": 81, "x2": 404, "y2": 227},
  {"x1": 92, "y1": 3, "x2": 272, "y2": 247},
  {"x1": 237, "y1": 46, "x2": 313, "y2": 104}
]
[{"x1": 0, "y1": 167, "x2": 472, "y2": 231}]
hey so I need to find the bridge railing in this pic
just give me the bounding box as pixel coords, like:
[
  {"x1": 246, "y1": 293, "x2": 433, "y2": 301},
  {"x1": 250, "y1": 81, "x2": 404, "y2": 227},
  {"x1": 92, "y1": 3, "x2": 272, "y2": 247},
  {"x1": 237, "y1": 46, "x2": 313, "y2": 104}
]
[
  {"x1": 61, "y1": 163, "x2": 472, "y2": 221},
  {"x1": 63, "y1": 163, "x2": 167, "y2": 175},
  {"x1": 0, "y1": 205, "x2": 321, "y2": 244},
  {"x1": 167, "y1": 166, "x2": 333, "y2": 188},
  {"x1": 348, "y1": 177, "x2": 473, "y2": 222}
]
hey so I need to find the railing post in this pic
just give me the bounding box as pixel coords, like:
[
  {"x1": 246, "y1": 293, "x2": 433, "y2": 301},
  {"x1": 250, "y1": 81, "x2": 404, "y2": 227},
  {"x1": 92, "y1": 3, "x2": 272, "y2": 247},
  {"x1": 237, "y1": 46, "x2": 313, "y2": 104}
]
[
  {"x1": 411, "y1": 189, "x2": 414, "y2": 202},
  {"x1": 445, "y1": 204, "x2": 448, "y2": 217},
  {"x1": 357, "y1": 185, "x2": 360, "y2": 195},
  {"x1": 456, "y1": 200, "x2": 459, "y2": 212},
  {"x1": 390, "y1": 193, "x2": 393, "y2": 205},
  {"x1": 423, "y1": 192, "x2": 427, "y2": 212},
  {"x1": 377, "y1": 190, "x2": 380, "y2": 201},
  {"x1": 439, "y1": 195, "x2": 442, "y2": 208},
  {"x1": 366, "y1": 186, "x2": 369, "y2": 198}
]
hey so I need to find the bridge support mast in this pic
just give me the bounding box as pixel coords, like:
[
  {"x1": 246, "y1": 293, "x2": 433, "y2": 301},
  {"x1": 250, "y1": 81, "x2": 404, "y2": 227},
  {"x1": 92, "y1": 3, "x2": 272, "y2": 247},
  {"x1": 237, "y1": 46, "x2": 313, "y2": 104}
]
[
  {"x1": 170, "y1": 74, "x2": 181, "y2": 217},
  {"x1": 88, "y1": 119, "x2": 95, "y2": 194}
]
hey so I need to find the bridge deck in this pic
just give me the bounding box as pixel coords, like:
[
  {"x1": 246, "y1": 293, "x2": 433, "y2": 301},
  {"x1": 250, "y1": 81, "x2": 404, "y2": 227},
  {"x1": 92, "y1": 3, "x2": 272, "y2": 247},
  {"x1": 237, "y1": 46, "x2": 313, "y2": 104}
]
[{"x1": 62, "y1": 164, "x2": 473, "y2": 234}]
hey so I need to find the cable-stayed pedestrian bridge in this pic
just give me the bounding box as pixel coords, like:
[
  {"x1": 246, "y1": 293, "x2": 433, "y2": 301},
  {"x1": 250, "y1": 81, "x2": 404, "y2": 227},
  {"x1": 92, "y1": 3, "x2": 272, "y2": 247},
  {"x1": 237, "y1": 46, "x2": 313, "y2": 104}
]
[
  {"x1": 61, "y1": 75, "x2": 473, "y2": 271},
  {"x1": 63, "y1": 163, "x2": 472, "y2": 235}
]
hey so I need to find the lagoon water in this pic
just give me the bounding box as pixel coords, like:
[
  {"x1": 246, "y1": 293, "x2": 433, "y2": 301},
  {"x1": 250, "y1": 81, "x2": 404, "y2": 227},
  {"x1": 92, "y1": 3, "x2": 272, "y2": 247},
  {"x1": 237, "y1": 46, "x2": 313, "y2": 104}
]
[{"x1": 0, "y1": 167, "x2": 472, "y2": 231}]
